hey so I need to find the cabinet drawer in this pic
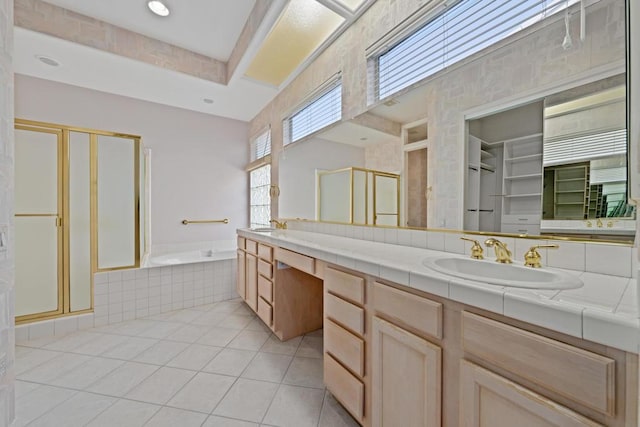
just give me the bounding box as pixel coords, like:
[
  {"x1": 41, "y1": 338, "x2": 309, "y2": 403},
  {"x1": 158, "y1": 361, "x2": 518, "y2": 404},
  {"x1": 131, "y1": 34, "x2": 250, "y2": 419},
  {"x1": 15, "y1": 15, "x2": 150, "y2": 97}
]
[
  {"x1": 245, "y1": 240, "x2": 258, "y2": 254},
  {"x1": 325, "y1": 293, "x2": 365, "y2": 336},
  {"x1": 501, "y1": 223, "x2": 540, "y2": 235},
  {"x1": 324, "y1": 353, "x2": 364, "y2": 422},
  {"x1": 325, "y1": 319, "x2": 365, "y2": 377},
  {"x1": 275, "y1": 248, "x2": 315, "y2": 275},
  {"x1": 501, "y1": 214, "x2": 539, "y2": 224},
  {"x1": 462, "y1": 311, "x2": 615, "y2": 415},
  {"x1": 257, "y1": 297, "x2": 273, "y2": 327},
  {"x1": 372, "y1": 282, "x2": 442, "y2": 339},
  {"x1": 258, "y1": 275, "x2": 273, "y2": 303},
  {"x1": 258, "y1": 243, "x2": 273, "y2": 262},
  {"x1": 258, "y1": 259, "x2": 273, "y2": 279},
  {"x1": 237, "y1": 237, "x2": 246, "y2": 250},
  {"x1": 325, "y1": 267, "x2": 365, "y2": 306}
]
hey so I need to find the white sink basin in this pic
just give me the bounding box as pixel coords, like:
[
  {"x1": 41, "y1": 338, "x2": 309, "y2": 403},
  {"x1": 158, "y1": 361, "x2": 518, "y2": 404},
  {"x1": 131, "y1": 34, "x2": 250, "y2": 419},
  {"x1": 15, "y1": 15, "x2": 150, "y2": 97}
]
[
  {"x1": 250, "y1": 227, "x2": 277, "y2": 232},
  {"x1": 422, "y1": 257, "x2": 583, "y2": 290}
]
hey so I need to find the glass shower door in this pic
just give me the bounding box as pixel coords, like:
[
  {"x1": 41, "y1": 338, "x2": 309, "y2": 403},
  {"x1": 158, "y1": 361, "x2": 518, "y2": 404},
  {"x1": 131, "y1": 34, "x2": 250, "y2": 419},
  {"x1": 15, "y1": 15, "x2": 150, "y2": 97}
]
[{"x1": 14, "y1": 126, "x2": 63, "y2": 319}]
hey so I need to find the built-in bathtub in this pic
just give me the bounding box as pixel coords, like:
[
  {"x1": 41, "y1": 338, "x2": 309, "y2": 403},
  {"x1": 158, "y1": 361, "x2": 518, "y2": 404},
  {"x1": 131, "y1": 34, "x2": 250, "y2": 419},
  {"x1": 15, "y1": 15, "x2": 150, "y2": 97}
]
[
  {"x1": 16, "y1": 240, "x2": 239, "y2": 342},
  {"x1": 145, "y1": 249, "x2": 236, "y2": 266}
]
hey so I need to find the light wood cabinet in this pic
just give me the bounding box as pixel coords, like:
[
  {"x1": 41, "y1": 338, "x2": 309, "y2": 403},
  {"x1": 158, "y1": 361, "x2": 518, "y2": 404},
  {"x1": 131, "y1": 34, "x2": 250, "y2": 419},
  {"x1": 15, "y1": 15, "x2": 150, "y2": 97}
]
[
  {"x1": 237, "y1": 238, "x2": 638, "y2": 427},
  {"x1": 371, "y1": 316, "x2": 441, "y2": 427},
  {"x1": 245, "y1": 252, "x2": 258, "y2": 311},
  {"x1": 460, "y1": 360, "x2": 601, "y2": 426},
  {"x1": 236, "y1": 250, "x2": 245, "y2": 300}
]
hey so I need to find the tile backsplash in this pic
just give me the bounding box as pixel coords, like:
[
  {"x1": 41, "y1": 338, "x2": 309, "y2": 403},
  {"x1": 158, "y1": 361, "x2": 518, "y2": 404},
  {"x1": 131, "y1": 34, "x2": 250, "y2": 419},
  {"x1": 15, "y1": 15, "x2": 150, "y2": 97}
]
[{"x1": 287, "y1": 220, "x2": 637, "y2": 278}]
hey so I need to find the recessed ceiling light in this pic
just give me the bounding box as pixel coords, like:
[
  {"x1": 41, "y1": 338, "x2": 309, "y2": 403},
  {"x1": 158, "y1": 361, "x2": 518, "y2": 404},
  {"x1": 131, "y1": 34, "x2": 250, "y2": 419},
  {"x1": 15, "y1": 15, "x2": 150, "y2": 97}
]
[
  {"x1": 147, "y1": 0, "x2": 170, "y2": 17},
  {"x1": 203, "y1": 98, "x2": 214, "y2": 104},
  {"x1": 35, "y1": 55, "x2": 60, "y2": 67}
]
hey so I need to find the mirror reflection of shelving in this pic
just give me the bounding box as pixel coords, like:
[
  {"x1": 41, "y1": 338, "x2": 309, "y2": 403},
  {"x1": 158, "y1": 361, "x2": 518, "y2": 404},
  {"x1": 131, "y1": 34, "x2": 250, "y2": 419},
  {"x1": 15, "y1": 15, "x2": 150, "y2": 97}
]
[
  {"x1": 501, "y1": 133, "x2": 543, "y2": 234},
  {"x1": 465, "y1": 134, "x2": 502, "y2": 232}
]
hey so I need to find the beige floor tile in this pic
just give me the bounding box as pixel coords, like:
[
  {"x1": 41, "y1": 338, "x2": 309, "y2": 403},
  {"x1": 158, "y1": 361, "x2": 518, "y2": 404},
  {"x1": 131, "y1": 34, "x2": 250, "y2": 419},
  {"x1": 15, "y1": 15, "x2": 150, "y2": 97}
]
[
  {"x1": 28, "y1": 392, "x2": 116, "y2": 427},
  {"x1": 86, "y1": 361, "x2": 159, "y2": 397},
  {"x1": 86, "y1": 399, "x2": 160, "y2": 427},
  {"x1": 197, "y1": 327, "x2": 242, "y2": 347},
  {"x1": 72, "y1": 333, "x2": 129, "y2": 356},
  {"x1": 213, "y1": 378, "x2": 279, "y2": 423},
  {"x1": 227, "y1": 330, "x2": 270, "y2": 351},
  {"x1": 125, "y1": 366, "x2": 196, "y2": 404},
  {"x1": 295, "y1": 336, "x2": 323, "y2": 358},
  {"x1": 49, "y1": 357, "x2": 124, "y2": 390},
  {"x1": 136, "y1": 321, "x2": 183, "y2": 339},
  {"x1": 283, "y1": 356, "x2": 324, "y2": 389},
  {"x1": 263, "y1": 385, "x2": 324, "y2": 427},
  {"x1": 18, "y1": 352, "x2": 92, "y2": 383},
  {"x1": 218, "y1": 314, "x2": 253, "y2": 329},
  {"x1": 260, "y1": 335, "x2": 301, "y2": 356},
  {"x1": 14, "y1": 385, "x2": 77, "y2": 425},
  {"x1": 203, "y1": 348, "x2": 256, "y2": 376},
  {"x1": 241, "y1": 352, "x2": 292, "y2": 383},
  {"x1": 318, "y1": 391, "x2": 360, "y2": 427},
  {"x1": 164, "y1": 324, "x2": 212, "y2": 343},
  {"x1": 145, "y1": 407, "x2": 208, "y2": 427},
  {"x1": 167, "y1": 372, "x2": 236, "y2": 413},
  {"x1": 202, "y1": 415, "x2": 259, "y2": 426},
  {"x1": 101, "y1": 336, "x2": 158, "y2": 360},
  {"x1": 14, "y1": 348, "x2": 62, "y2": 375},
  {"x1": 166, "y1": 343, "x2": 222, "y2": 371},
  {"x1": 133, "y1": 340, "x2": 190, "y2": 365}
]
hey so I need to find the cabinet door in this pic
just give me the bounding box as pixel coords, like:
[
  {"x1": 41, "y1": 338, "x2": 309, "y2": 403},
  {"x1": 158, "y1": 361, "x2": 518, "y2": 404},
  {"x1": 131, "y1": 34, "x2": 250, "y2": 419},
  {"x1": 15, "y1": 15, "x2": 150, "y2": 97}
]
[
  {"x1": 371, "y1": 316, "x2": 441, "y2": 427},
  {"x1": 236, "y1": 250, "x2": 246, "y2": 300},
  {"x1": 246, "y1": 253, "x2": 258, "y2": 312},
  {"x1": 460, "y1": 360, "x2": 602, "y2": 427}
]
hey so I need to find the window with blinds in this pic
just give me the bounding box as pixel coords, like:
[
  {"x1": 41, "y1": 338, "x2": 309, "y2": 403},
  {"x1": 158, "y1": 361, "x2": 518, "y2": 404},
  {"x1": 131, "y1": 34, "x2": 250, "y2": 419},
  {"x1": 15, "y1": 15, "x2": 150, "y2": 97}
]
[
  {"x1": 374, "y1": 0, "x2": 578, "y2": 100},
  {"x1": 250, "y1": 164, "x2": 271, "y2": 228},
  {"x1": 285, "y1": 78, "x2": 342, "y2": 145},
  {"x1": 250, "y1": 129, "x2": 271, "y2": 161},
  {"x1": 543, "y1": 129, "x2": 628, "y2": 166}
]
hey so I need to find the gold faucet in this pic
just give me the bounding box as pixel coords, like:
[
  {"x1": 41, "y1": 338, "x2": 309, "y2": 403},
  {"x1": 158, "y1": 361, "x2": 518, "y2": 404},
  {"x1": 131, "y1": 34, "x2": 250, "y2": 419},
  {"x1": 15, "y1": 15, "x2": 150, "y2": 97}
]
[
  {"x1": 596, "y1": 218, "x2": 603, "y2": 228},
  {"x1": 484, "y1": 238, "x2": 512, "y2": 264},
  {"x1": 460, "y1": 237, "x2": 484, "y2": 260},
  {"x1": 584, "y1": 220, "x2": 592, "y2": 228},
  {"x1": 524, "y1": 244, "x2": 559, "y2": 268},
  {"x1": 269, "y1": 219, "x2": 287, "y2": 230}
]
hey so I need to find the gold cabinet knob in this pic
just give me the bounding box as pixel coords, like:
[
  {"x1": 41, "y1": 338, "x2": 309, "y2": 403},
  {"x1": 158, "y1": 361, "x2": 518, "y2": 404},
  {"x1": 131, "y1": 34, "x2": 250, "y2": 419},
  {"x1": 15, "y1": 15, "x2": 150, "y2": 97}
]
[
  {"x1": 524, "y1": 244, "x2": 559, "y2": 268},
  {"x1": 460, "y1": 237, "x2": 484, "y2": 260}
]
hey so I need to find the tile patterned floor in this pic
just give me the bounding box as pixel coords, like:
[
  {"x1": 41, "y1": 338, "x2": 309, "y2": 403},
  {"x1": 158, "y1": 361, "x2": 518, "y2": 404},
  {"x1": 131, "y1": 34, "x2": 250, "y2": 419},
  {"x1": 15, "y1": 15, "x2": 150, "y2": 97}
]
[{"x1": 13, "y1": 299, "x2": 359, "y2": 427}]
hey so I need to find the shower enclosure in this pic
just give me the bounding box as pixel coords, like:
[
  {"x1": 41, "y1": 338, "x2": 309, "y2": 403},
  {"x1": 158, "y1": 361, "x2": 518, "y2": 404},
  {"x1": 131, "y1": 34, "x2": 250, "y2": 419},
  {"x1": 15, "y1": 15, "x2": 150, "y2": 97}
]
[
  {"x1": 317, "y1": 167, "x2": 400, "y2": 226},
  {"x1": 14, "y1": 119, "x2": 148, "y2": 323}
]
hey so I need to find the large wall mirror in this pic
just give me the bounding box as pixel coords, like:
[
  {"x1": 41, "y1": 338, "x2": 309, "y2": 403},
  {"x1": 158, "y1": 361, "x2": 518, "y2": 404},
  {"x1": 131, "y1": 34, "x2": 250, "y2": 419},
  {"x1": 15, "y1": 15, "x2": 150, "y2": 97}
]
[{"x1": 278, "y1": 0, "x2": 633, "y2": 243}]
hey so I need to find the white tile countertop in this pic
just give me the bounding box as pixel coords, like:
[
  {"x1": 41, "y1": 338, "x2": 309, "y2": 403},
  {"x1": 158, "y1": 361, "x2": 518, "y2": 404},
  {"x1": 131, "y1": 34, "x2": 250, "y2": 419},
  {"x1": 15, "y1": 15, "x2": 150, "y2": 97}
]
[{"x1": 238, "y1": 229, "x2": 639, "y2": 354}]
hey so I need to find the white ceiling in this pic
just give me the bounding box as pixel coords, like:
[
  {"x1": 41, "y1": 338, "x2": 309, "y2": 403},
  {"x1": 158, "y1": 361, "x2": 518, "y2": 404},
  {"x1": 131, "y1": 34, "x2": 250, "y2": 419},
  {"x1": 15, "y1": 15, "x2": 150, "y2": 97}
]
[
  {"x1": 40, "y1": 0, "x2": 256, "y2": 60},
  {"x1": 15, "y1": 28, "x2": 279, "y2": 122},
  {"x1": 317, "y1": 121, "x2": 399, "y2": 147}
]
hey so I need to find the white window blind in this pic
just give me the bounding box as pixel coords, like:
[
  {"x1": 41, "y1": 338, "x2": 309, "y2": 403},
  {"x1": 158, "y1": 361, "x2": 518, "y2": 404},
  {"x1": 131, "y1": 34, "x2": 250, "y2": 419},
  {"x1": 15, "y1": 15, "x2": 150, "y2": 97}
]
[
  {"x1": 375, "y1": 0, "x2": 578, "y2": 100},
  {"x1": 286, "y1": 78, "x2": 342, "y2": 144},
  {"x1": 543, "y1": 129, "x2": 627, "y2": 166},
  {"x1": 250, "y1": 129, "x2": 271, "y2": 161}
]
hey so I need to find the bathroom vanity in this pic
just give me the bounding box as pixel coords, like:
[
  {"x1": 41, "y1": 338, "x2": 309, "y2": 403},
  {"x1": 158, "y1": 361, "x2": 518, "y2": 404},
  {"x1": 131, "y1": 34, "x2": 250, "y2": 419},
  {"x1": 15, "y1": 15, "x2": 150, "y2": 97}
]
[{"x1": 237, "y1": 228, "x2": 638, "y2": 427}]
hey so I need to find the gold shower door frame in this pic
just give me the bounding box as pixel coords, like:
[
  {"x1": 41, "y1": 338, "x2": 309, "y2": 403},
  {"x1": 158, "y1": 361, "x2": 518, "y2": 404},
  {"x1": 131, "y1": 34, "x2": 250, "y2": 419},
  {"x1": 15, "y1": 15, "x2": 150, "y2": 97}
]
[{"x1": 15, "y1": 119, "x2": 142, "y2": 324}]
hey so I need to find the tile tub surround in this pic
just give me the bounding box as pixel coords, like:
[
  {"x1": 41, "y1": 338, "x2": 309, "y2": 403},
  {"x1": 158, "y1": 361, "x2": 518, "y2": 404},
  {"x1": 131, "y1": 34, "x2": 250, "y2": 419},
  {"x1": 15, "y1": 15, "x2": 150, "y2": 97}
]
[
  {"x1": 15, "y1": 260, "x2": 237, "y2": 344},
  {"x1": 239, "y1": 228, "x2": 640, "y2": 354},
  {"x1": 12, "y1": 301, "x2": 352, "y2": 427}
]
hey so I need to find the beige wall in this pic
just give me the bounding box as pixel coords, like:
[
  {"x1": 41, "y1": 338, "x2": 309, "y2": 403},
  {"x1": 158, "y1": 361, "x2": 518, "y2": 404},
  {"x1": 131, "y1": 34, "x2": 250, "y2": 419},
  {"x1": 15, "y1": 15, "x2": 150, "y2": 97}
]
[
  {"x1": 16, "y1": 75, "x2": 250, "y2": 247},
  {"x1": 0, "y1": 0, "x2": 14, "y2": 424},
  {"x1": 251, "y1": 0, "x2": 626, "y2": 229}
]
